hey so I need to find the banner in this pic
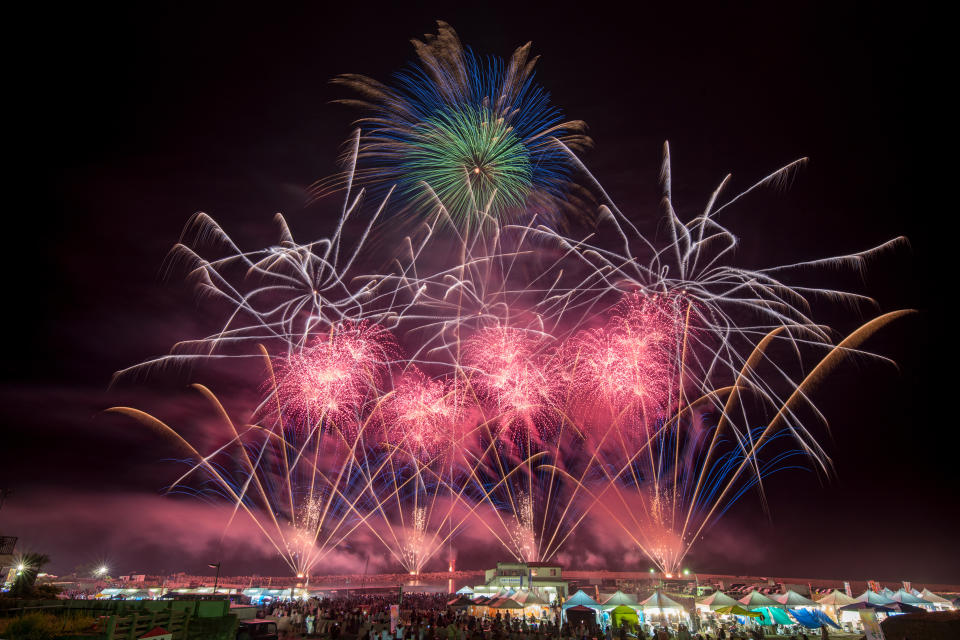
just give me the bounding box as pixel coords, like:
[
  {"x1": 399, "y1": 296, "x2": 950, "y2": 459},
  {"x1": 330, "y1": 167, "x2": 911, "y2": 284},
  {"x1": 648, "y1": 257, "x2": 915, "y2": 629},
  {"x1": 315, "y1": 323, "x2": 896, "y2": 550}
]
[
  {"x1": 390, "y1": 604, "x2": 399, "y2": 634},
  {"x1": 902, "y1": 581, "x2": 911, "y2": 593},
  {"x1": 868, "y1": 580, "x2": 881, "y2": 594},
  {"x1": 843, "y1": 581, "x2": 852, "y2": 597},
  {"x1": 859, "y1": 609, "x2": 885, "y2": 640}
]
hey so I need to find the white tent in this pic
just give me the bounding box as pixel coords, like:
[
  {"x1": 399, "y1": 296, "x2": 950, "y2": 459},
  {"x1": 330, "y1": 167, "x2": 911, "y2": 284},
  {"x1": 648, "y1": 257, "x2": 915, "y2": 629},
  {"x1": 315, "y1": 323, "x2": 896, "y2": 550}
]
[
  {"x1": 889, "y1": 588, "x2": 929, "y2": 607},
  {"x1": 456, "y1": 586, "x2": 475, "y2": 595},
  {"x1": 739, "y1": 590, "x2": 781, "y2": 608},
  {"x1": 696, "y1": 591, "x2": 740, "y2": 613},
  {"x1": 775, "y1": 590, "x2": 819, "y2": 608},
  {"x1": 817, "y1": 590, "x2": 858, "y2": 624},
  {"x1": 817, "y1": 590, "x2": 856, "y2": 607},
  {"x1": 601, "y1": 591, "x2": 639, "y2": 611},
  {"x1": 639, "y1": 589, "x2": 690, "y2": 622},
  {"x1": 919, "y1": 588, "x2": 954, "y2": 610},
  {"x1": 855, "y1": 590, "x2": 894, "y2": 606}
]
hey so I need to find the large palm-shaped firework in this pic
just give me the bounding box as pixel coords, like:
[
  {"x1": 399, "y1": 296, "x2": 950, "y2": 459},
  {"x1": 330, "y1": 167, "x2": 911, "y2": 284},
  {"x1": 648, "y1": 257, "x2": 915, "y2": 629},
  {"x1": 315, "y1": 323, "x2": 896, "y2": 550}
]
[
  {"x1": 314, "y1": 21, "x2": 591, "y2": 230},
  {"x1": 110, "y1": 25, "x2": 910, "y2": 578}
]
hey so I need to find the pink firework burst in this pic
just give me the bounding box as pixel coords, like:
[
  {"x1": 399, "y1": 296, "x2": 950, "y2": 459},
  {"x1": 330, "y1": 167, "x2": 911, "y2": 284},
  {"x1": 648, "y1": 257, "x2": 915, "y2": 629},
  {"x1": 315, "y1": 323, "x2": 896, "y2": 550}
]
[
  {"x1": 385, "y1": 368, "x2": 467, "y2": 460},
  {"x1": 273, "y1": 321, "x2": 398, "y2": 432},
  {"x1": 568, "y1": 293, "x2": 685, "y2": 419},
  {"x1": 462, "y1": 327, "x2": 559, "y2": 441}
]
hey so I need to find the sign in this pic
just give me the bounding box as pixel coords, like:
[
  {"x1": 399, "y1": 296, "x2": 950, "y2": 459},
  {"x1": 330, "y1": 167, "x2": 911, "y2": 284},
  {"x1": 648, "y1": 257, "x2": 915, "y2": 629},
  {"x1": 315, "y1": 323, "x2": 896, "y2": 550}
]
[
  {"x1": 859, "y1": 609, "x2": 885, "y2": 640},
  {"x1": 390, "y1": 604, "x2": 399, "y2": 634},
  {"x1": 843, "y1": 581, "x2": 852, "y2": 597}
]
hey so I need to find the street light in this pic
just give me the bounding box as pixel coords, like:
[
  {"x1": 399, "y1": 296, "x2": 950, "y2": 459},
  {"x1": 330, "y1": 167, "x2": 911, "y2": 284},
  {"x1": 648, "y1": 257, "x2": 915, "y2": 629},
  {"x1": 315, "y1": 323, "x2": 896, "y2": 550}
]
[
  {"x1": 684, "y1": 569, "x2": 701, "y2": 631},
  {"x1": 208, "y1": 562, "x2": 221, "y2": 595},
  {"x1": 683, "y1": 568, "x2": 699, "y2": 593}
]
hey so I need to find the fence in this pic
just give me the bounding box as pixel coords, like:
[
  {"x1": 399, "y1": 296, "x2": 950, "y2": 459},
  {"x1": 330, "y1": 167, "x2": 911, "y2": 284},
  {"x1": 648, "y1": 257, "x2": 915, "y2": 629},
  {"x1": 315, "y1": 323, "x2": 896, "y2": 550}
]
[{"x1": 0, "y1": 599, "x2": 237, "y2": 640}]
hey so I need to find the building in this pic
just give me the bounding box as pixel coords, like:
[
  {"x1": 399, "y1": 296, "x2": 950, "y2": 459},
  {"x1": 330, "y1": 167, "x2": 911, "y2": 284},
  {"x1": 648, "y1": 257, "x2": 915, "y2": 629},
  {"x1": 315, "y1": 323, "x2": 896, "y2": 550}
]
[{"x1": 472, "y1": 562, "x2": 569, "y2": 602}]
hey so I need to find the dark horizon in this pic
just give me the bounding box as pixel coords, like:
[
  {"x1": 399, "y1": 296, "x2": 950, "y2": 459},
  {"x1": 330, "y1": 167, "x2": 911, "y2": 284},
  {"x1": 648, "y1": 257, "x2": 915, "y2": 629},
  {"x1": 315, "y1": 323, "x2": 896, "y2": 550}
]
[{"x1": 3, "y1": 3, "x2": 955, "y2": 584}]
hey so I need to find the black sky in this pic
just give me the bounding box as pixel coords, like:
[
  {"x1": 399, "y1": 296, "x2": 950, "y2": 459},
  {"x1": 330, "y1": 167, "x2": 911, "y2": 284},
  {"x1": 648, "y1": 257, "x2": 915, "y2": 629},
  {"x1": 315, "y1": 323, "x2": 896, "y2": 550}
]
[{"x1": 3, "y1": 2, "x2": 956, "y2": 582}]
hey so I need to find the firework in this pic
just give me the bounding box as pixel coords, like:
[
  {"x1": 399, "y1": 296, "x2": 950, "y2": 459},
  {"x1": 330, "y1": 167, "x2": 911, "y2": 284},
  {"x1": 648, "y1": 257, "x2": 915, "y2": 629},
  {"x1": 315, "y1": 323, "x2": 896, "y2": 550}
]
[
  {"x1": 384, "y1": 368, "x2": 465, "y2": 459},
  {"x1": 109, "y1": 25, "x2": 911, "y2": 578},
  {"x1": 273, "y1": 321, "x2": 397, "y2": 434},
  {"x1": 316, "y1": 21, "x2": 591, "y2": 229},
  {"x1": 462, "y1": 326, "x2": 560, "y2": 441},
  {"x1": 567, "y1": 292, "x2": 685, "y2": 422}
]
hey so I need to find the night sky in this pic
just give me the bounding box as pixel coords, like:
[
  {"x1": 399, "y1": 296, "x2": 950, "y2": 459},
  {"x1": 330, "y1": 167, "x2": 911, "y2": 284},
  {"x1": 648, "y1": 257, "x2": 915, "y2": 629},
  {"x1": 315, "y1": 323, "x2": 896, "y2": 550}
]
[{"x1": 4, "y1": 3, "x2": 955, "y2": 582}]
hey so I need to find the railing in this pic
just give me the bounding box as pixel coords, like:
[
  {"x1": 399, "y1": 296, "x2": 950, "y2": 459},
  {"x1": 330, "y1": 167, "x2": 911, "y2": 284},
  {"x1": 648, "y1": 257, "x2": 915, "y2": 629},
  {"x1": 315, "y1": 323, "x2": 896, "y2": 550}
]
[
  {"x1": 0, "y1": 536, "x2": 16, "y2": 554},
  {"x1": 101, "y1": 608, "x2": 191, "y2": 640},
  {"x1": 0, "y1": 600, "x2": 238, "y2": 639}
]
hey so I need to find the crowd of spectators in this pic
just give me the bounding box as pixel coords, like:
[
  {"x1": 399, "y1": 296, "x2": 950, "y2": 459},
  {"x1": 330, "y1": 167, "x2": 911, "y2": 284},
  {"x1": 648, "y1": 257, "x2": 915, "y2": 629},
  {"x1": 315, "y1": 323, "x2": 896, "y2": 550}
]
[{"x1": 249, "y1": 592, "x2": 800, "y2": 640}]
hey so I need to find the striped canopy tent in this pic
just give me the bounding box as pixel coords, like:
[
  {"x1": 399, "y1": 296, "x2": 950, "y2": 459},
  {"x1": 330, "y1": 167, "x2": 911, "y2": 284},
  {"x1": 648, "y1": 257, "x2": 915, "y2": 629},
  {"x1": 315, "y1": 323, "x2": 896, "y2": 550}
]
[
  {"x1": 697, "y1": 591, "x2": 740, "y2": 613},
  {"x1": 490, "y1": 597, "x2": 525, "y2": 618},
  {"x1": 518, "y1": 591, "x2": 551, "y2": 619},
  {"x1": 469, "y1": 596, "x2": 491, "y2": 617},
  {"x1": 775, "y1": 590, "x2": 819, "y2": 609},
  {"x1": 447, "y1": 595, "x2": 474, "y2": 610},
  {"x1": 639, "y1": 590, "x2": 690, "y2": 621},
  {"x1": 919, "y1": 588, "x2": 954, "y2": 610},
  {"x1": 855, "y1": 590, "x2": 895, "y2": 606},
  {"x1": 601, "y1": 591, "x2": 639, "y2": 611},
  {"x1": 490, "y1": 597, "x2": 524, "y2": 609},
  {"x1": 739, "y1": 590, "x2": 782, "y2": 608},
  {"x1": 889, "y1": 589, "x2": 931, "y2": 607}
]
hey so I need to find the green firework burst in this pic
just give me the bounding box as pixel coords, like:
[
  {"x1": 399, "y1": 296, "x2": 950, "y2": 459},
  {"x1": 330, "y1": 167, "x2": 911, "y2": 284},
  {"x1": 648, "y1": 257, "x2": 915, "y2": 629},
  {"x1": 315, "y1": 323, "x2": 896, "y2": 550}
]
[{"x1": 405, "y1": 105, "x2": 533, "y2": 225}]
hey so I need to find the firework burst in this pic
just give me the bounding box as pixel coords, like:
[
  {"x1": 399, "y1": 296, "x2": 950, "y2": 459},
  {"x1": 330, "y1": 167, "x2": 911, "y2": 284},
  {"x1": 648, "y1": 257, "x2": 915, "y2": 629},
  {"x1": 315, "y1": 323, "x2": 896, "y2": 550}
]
[{"x1": 317, "y1": 21, "x2": 591, "y2": 228}]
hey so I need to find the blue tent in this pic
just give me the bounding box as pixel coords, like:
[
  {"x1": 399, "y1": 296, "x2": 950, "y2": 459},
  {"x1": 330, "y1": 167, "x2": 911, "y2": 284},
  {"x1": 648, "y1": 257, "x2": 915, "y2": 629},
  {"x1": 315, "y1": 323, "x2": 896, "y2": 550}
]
[
  {"x1": 813, "y1": 610, "x2": 841, "y2": 629},
  {"x1": 563, "y1": 590, "x2": 601, "y2": 610},
  {"x1": 562, "y1": 590, "x2": 601, "y2": 623},
  {"x1": 788, "y1": 608, "x2": 822, "y2": 628}
]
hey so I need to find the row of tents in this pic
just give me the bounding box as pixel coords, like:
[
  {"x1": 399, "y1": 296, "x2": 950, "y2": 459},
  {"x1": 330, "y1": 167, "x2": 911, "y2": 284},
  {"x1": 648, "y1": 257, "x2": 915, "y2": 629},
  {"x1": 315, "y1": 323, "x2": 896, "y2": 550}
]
[{"x1": 450, "y1": 585, "x2": 956, "y2": 630}]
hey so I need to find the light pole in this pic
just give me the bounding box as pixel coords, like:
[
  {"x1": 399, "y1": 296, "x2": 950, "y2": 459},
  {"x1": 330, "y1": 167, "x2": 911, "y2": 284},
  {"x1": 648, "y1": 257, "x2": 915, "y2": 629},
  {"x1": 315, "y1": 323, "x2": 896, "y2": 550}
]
[
  {"x1": 683, "y1": 569, "x2": 700, "y2": 632},
  {"x1": 683, "y1": 569, "x2": 699, "y2": 595},
  {"x1": 208, "y1": 562, "x2": 221, "y2": 595}
]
